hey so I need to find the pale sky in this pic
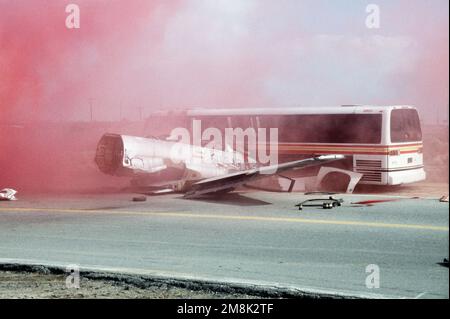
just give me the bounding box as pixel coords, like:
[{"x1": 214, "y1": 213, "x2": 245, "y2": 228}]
[{"x1": 0, "y1": 0, "x2": 448, "y2": 123}]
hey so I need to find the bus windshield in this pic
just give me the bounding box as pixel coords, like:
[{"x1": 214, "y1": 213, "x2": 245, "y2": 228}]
[{"x1": 390, "y1": 109, "x2": 422, "y2": 143}]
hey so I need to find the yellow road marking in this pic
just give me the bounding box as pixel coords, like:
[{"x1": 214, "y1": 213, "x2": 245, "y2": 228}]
[{"x1": 0, "y1": 207, "x2": 447, "y2": 231}]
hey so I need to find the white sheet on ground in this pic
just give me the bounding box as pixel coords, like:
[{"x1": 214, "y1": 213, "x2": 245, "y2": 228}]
[{"x1": 0, "y1": 188, "x2": 17, "y2": 201}]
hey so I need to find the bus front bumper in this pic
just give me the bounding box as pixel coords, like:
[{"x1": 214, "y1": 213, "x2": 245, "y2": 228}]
[{"x1": 388, "y1": 167, "x2": 426, "y2": 185}]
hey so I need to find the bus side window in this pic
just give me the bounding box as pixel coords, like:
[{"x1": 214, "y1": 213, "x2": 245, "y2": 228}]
[
  {"x1": 257, "y1": 115, "x2": 268, "y2": 128},
  {"x1": 194, "y1": 116, "x2": 230, "y2": 148},
  {"x1": 230, "y1": 115, "x2": 253, "y2": 129},
  {"x1": 255, "y1": 116, "x2": 261, "y2": 129},
  {"x1": 278, "y1": 115, "x2": 302, "y2": 143},
  {"x1": 257, "y1": 115, "x2": 282, "y2": 130},
  {"x1": 250, "y1": 116, "x2": 256, "y2": 129}
]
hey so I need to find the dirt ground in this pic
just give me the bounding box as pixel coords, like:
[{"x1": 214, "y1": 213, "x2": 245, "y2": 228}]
[
  {"x1": 423, "y1": 125, "x2": 449, "y2": 183},
  {"x1": 354, "y1": 181, "x2": 449, "y2": 198},
  {"x1": 0, "y1": 271, "x2": 261, "y2": 299}
]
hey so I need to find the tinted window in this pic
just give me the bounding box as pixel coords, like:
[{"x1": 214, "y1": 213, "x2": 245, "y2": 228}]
[
  {"x1": 230, "y1": 115, "x2": 254, "y2": 129},
  {"x1": 191, "y1": 116, "x2": 230, "y2": 147},
  {"x1": 390, "y1": 109, "x2": 422, "y2": 142},
  {"x1": 258, "y1": 114, "x2": 382, "y2": 144}
]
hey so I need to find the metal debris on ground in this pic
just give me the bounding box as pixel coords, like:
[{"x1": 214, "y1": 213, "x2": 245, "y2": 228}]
[
  {"x1": 295, "y1": 196, "x2": 343, "y2": 211},
  {"x1": 132, "y1": 196, "x2": 147, "y2": 202},
  {"x1": 304, "y1": 191, "x2": 337, "y2": 195},
  {"x1": 439, "y1": 195, "x2": 449, "y2": 202},
  {"x1": 351, "y1": 199, "x2": 399, "y2": 206},
  {"x1": 0, "y1": 188, "x2": 17, "y2": 201},
  {"x1": 440, "y1": 258, "x2": 449, "y2": 268}
]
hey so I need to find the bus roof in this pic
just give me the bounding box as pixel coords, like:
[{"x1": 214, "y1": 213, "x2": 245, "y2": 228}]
[{"x1": 148, "y1": 105, "x2": 416, "y2": 117}]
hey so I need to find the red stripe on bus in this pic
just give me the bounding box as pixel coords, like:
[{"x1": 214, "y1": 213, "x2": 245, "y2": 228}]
[{"x1": 279, "y1": 150, "x2": 389, "y2": 155}]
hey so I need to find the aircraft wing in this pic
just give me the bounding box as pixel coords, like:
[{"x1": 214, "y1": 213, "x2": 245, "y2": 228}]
[{"x1": 183, "y1": 154, "x2": 344, "y2": 198}]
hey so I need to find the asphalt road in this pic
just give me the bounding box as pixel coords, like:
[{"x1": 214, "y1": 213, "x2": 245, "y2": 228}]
[{"x1": 0, "y1": 191, "x2": 448, "y2": 298}]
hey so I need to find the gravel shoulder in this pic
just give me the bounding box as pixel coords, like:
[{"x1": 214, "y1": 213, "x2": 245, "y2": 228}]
[{"x1": 0, "y1": 270, "x2": 261, "y2": 299}]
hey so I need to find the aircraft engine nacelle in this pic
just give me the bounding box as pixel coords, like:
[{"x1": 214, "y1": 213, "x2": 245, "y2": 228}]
[{"x1": 95, "y1": 133, "x2": 168, "y2": 176}]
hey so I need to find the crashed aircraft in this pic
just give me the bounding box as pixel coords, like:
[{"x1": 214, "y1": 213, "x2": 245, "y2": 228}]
[{"x1": 94, "y1": 133, "x2": 344, "y2": 198}]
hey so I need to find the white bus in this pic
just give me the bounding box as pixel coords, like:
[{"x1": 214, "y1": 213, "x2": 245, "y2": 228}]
[{"x1": 143, "y1": 105, "x2": 426, "y2": 186}]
